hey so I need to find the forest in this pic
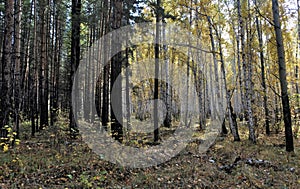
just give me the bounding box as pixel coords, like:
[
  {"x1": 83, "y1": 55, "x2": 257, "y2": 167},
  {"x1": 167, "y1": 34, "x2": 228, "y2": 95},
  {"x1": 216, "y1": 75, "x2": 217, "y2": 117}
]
[{"x1": 0, "y1": 0, "x2": 300, "y2": 188}]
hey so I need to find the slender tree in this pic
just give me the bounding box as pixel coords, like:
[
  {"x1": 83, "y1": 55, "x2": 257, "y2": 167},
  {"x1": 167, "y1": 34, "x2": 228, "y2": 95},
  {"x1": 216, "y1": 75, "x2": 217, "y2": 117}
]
[
  {"x1": 237, "y1": 0, "x2": 246, "y2": 121},
  {"x1": 272, "y1": 0, "x2": 294, "y2": 152},
  {"x1": 154, "y1": 0, "x2": 161, "y2": 142},
  {"x1": 39, "y1": 0, "x2": 49, "y2": 130},
  {"x1": 216, "y1": 24, "x2": 240, "y2": 141},
  {"x1": 162, "y1": 19, "x2": 172, "y2": 128},
  {"x1": 110, "y1": 0, "x2": 124, "y2": 142},
  {"x1": 296, "y1": 0, "x2": 300, "y2": 107},
  {"x1": 13, "y1": 0, "x2": 22, "y2": 139},
  {"x1": 254, "y1": 0, "x2": 270, "y2": 135},
  {"x1": 0, "y1": 0, "x2": 14, "y2": 137},
  {"x1": 50, "y1": 0, "x2": 63, "y2": 126},
  {"x1": 101, "y1": 0, "x2": 110, "y2": 129},
  {"x1": 245, "y1": 0, "x2": 256, "y2": 143},
  {"x1": 69, "y1": 0, "x2": 81, "y2": 135},
  {"x1": 31, "y1": 0, "x2": 38, "y2": 136},
  {"x1": 207, "y1": 15, "x2": 228, "y2": 135}
]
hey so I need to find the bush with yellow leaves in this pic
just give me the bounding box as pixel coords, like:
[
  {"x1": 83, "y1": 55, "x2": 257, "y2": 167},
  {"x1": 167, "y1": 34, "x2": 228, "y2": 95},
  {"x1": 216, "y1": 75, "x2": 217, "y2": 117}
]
[{"x1": 0, "y1": 125, "x2": 20, "y2": 152}]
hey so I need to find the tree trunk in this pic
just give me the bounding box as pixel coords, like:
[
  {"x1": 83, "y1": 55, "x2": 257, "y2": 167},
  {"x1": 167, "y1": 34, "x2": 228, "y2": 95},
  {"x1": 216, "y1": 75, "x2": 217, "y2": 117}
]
[
  {"x1": 31, "y1": 0, "x2": 38, "y2": 136},
  {"x1": 254, "y1": 0, "x2": 270, "y2": 135},
  {"x1": 245, "y1": 0, "x2": 256, "y2": 143},
  {"x1": 110, "y1": 0, "x2": 123, "y2": 142},
  {"x1": 13, "y1": 0, "x2": 22, "y2": 140},
  {"x1": 162, "y1": 21, "x2": 172, "y2": 128},
  {"x1": 296, "y1": 0, "x2": 300, "y2": 107},
  {"x1": 237, "y1": 0, "x2": 245, "y2": 121},
  {"x1": 69, "y1": 0, "x2": 81, "y2": 136},
  {"x1": 154, "y1": 0, "x2": 161, "y2": 142},
  {"x1": 272, "y1": 0, "x2": 294, "y2": 152},
  {"x1": 39, "y1": 0, "x2": 49, "y2": 130},
  {"x1": 217, "y1": 28, "x2": 240, "y2": 141},
  {"x1": 50, "y1": 2, "x2": 62, "y2": 126},
  {"x1": 0, "y1": 0, "x2": 14, "y2": 137},
  {"x1": 101, "y1": 0, "x2": 110, "y2": 129},
  {"x1": 207, "y1": 15, "x2": 227, "y2": 135}
]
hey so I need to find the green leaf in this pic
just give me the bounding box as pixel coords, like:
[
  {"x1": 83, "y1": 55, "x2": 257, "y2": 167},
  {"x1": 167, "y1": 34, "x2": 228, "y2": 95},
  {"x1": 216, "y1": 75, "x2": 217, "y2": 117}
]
[{"x1": 67, "y1": 174, "x2": 73, "y2": 179}]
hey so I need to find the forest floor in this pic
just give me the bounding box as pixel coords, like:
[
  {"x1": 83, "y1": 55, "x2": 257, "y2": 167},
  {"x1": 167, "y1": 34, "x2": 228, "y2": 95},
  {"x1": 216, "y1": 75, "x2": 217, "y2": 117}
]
[{"x1": 0, "y1": 116, "x2": 300, "y2": 188}]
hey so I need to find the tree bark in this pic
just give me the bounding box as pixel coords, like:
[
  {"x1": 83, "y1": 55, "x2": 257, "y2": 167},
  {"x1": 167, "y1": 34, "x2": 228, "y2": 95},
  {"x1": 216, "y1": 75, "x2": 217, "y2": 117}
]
[
  {"x1": 69, "y1": 0, "x2": 81, "y2": 136},
  {"x1": 162, "y1": 21, "x2": 172, "y2": 128},
  {"x1": 254, "y1": 0, "x2": 270, "y2": 135},
  {"x1": 207, "y1": 15, "x2": 227, "y2": 135},
  {"x1": 217, "y1": 29, "x2": 240, "y2": 141},
  {"x1": 101, "y1": 0, "x2": 110, "y2": 129},
  {"x1": 237, "y1": 0, "x2": 245, "y2": 121},
  {"x1": 39, "y1": 0, "x2": 49, "y2": 130},
  {"x1": 154, "y1": 0, "x2": 161, "y2": 142},
  {"x1": 295, "y1": 0, "x2": 300, "y2": 107},
  {"x1": 245, "y1": 0, "x2": 256, "y2": 143},
  {"x1": 110, "y1": 0, "x2": 123, "y2": 142},
  {"x1": 0, "y1": 0, "x2": 14, "y2": 137},
  {"x1": 272, "y1": 0, "x2": 294, "y2": 152},
  {"x1": 13, "y1": 0, "x2": 22, "y2": 140}
]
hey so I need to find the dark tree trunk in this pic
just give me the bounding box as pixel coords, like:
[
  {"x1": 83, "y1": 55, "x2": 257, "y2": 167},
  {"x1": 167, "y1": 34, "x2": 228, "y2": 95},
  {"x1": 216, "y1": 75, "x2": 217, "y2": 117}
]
[
  {"x1": 69, "y1": 0, "x2": 81, "y2": 135},
  {"x1": 0, "y1": 0, "x2": 14, "y2": 137},
  {"x1": 101, "y1": 0, "x2": 110, "y2": 129},
  {"x1": 50, "y1": 2, "x2": 62, "y2": 126},
  {"x1": 110, "y1": 0, "x2": 123, "y2": 142},
  {"x1": 154, "y1": 0, "x2": 161, "y2": 142},
  {"x1": 162, "y1": 22, "x2": 172, "y2": 128},
  {"x1": 31, "y1": 0, "x2": 38, "y2": 136},
  {"x1": 39, "y1": 0, "x2": 49, "y2": 130},
  {"x1": 13, "y1": 0, "x2": 22, "y2": 140},
  {"x1": 272, "y1": 0, "x2": 294, "y2": 152},
  {"x1": 125, "y1": 47, "x2": 131, "y2": 131}
]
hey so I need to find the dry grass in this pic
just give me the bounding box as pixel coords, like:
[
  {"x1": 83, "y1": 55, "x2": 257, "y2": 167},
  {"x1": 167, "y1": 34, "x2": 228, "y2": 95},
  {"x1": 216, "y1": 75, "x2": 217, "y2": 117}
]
[{"x1": 0, "y1": 118, "x2": 299, "y2": 188}]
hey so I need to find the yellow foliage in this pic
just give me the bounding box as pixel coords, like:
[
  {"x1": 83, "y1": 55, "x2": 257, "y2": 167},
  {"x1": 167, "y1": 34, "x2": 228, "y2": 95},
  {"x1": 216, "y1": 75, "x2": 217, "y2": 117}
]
[{"x1": 3, "y1": 144, "x2": 9, "y2": 152}]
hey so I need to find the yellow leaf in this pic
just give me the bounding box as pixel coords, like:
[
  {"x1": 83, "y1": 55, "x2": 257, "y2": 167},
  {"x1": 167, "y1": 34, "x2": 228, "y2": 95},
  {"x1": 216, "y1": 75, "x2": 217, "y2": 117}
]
[{"x1": 3, "y1": 144, "x2": 9, "y2": 152}]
